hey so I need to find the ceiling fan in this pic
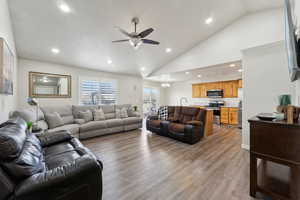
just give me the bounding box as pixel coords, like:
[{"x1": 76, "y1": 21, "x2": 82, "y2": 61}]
[{"x1": 112, "y1": 17, "x2": 160, "y2": 50}]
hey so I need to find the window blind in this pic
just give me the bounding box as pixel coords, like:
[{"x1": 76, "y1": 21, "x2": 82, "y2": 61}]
[{"x1": 80, "y1": 79, "x2": 118, "y2": 105}]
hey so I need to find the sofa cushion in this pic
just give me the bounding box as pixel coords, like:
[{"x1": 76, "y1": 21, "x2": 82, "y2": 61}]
[
  {"x1": 116, "y1": 107, "x2": 128, "y2": 119},
  {"x1": 42, "y1": 105, "x2": 74, "y2": 125},
  {"x1": 100, "y1": 105, "x2": 115, "y2": 113},
  {"x1": 72, "y1": 105, "x2": 99, "y2": 118},
  {"x1": 106, "y1": 119, "x2": 123, "y2": 128},
  {"x1": 116, "y1": 104, "x2": 131, "y2": 110},
  {"x1": 62, "y1": 115, "x2": 75, "y2": 125},
  {"x1": 44, "y1": 142, "x2": 74, "y2": 157},
  {"x1": 122, "y1": 117, "x2": 142, "y2": 125},
  {"x1": 179, "y1": 107, "x2": 199, "y2": 123},
  {"x1": 168, "y1": 106, "x2": 175, "y2": 118},
  {"x1": 1, "y1": 134, "x2": 45, "y2": 180},
  {"x1": 80, "y1": 121, "x2": 107, "y2": 132},
  {"x1": 0, "y1": 118, "x2": 27, "y2": 161},
  {"x1": 149, "y1": 120, "x2": 161, "y2": 128},
  {"x1": 169, "y1": 123, "x2": 185, "y2": 133},
  {"x1": 45, "y1": 150, "x2": 81, "y2": 170},
  {"x1": 78, "y1": 110, "x2": 93, "y2": 123},
  {"x1": 45, "y1": 112, "x2": 64, "y2": 129},
  {"x1": 47, "y1": 124, "x2": 80, "y2": 136},
  {"x1": 93, "y1": 109, "x2": 105, "y2": 121},
  {"x1": 104, "y1": 113, "x2": 116, "y2": 119},
  {"x1": 174, "y1": 106, "x2": 182, "y2": 121},
  {"x1": 186, "y1": 120, "x2": 203, "y2": 126}
]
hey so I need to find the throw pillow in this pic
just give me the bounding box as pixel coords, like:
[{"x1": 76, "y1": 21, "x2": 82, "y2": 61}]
[
  {"x1": 158, "y1": 106, "x2": 168, "y2": 120},
  {"x1": 127, "y1": 106, "x2": 135, "y2": 117},
  {"x1": 45, "y1": 112, "x2": 64, "y2": 129},
  {"x1": 116, "y1": 108, "x2": 128, "y2": 118},
  {"x1": 78, "y1": 110, "x2": 93, "y2": 123},
  {"x1": 93, "y1": 109, "x2": 105, "y2": 121}
]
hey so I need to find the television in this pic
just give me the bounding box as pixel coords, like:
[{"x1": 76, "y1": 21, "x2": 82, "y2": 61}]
[{"x1": 284, "y1": 0, "x2": 300, "y2": 82}]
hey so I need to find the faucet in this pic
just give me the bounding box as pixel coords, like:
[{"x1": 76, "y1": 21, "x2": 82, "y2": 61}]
[{"x1": 180, "y1": 97, "x2": 188, "y2": 106}]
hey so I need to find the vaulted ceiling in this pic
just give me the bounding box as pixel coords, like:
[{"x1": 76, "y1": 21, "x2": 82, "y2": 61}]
[{"x1": 9, "y1": 0, "x2": 283, "y2": 76}]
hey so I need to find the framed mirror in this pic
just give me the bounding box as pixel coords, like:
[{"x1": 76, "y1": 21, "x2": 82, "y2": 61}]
[{"x1": 29, "y1": 72, "x2": 71, "y2": 98}]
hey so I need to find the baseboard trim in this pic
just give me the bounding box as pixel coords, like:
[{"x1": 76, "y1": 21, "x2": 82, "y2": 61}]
[{"x1": 241, "y1": 144, "x2": 250, "y2": 150}]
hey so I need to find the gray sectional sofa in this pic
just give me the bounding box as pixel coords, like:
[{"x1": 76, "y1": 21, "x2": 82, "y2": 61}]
[{"x1": 11, "y1": 104, "x2": 142, "y2": 139}]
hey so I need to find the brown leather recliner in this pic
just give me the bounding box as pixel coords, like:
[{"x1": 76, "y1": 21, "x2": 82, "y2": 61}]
[{"x1": 146, "y1": 106, "x2": 206, "y2": 144}]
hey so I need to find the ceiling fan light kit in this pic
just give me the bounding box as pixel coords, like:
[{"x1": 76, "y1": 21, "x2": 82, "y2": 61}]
[{"x1": 112, "y1": 17, "x2": 160, "y2": 50}]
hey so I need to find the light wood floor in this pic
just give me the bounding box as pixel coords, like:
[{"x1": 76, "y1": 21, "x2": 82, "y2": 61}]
[{"x1": 83, "y1": 125, "x2": 258, "y2": 200}]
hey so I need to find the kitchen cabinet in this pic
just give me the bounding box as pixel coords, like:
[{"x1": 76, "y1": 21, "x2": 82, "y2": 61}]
[
  {"x1": 220, "y1": 107, "x2": 229, "y2": 124},
  {"x1": 220, "y1": 107, "x2": 239, "y2": 125},
  {"x1": 192, "y1": 84, "x2": 201, "y2": 98},
  {"x1": 222, "y1": 80, "x2": 238, "y2": 98},
  {"x1": 238, "y1": 79, "x2": 243, "y2": 88},
  {"x1": 192, "y1": 80, "x2": 241, "y2": 98},
  {"x1": 199, "y1": 84, "x2": 207, "y2": 98}
]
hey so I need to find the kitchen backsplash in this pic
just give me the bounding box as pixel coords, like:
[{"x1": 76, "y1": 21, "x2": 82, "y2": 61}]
[{"x1": 192, "y1": 98, "x2": 240, "y2": 107}]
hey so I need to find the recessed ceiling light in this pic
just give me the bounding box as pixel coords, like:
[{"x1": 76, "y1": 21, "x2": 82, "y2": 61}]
[
  {"x1": 59, "y1": 3, "x2": 71, "y2": 13},
  {"x1": 51, "y1": 48, "x2": 60, "y2": 54},
  {"x1": 185, "y1": 71, "x2": 190, "y2": 75},
  {"x1": 166, "y1": 48, "x2": 172, "y2": 53},
  {"x1": 238, "y1": 69, "x2": 243, "y2": 72},
  {"x1": 197, "y1": 74, "x2": 202, "y2": 78},
  {"x1": 161, "y1": 83, "x2": 171, "y2": 88},
  {"x1": 140, "y1": 67, "x2": 146, "y2": 71},
  {"x1": 107, "y1": 59, "x2": 112, "y2": 64},
  {"x1": 205, "y1": 17, "x2": 213, "y2": 25},
  {"x1": 230, "y1": 64, "x2": 236, "y2": 67}
]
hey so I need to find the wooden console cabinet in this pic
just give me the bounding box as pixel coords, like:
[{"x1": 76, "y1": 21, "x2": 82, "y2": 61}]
[{"x1": 248, "y1": 117, "x2": 300, "y2": 200}]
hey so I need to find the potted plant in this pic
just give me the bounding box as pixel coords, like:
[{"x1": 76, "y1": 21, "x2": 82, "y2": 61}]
[{"x1": 27, "y1": 122, "x2": 33, "y2": 133}]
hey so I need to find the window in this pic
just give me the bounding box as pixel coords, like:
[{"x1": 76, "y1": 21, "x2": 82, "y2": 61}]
[
  {"x1": 79, "y1": 78, "x2": 118, "y2": 105},
  {"x1": 143, "y1": 87, "x2": 160, "y2": 115}
]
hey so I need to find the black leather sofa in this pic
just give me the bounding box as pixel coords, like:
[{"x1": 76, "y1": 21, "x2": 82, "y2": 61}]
[
  {"x1": 0, "y1": 117, "x2": 103, "y2": 200},
  {"x1": 146, "y1": 106, "x2": 206, "y2": 144}
]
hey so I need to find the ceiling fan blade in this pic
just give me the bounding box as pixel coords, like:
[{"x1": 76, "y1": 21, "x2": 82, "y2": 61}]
[
  {"x1": 112, "y1": 39, "x2": 130, "y2": 43},
  {"x1": 142, "y1": 39, "x2": 160, "y2": 45},
  {"x1": 116, "y1": 27, "x2": 132, "y2": 38},
  {"x1": 138, "y1": 28, "x2": 154, "y2": 38}
]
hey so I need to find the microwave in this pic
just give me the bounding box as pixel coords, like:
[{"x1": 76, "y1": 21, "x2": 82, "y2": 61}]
[{"x1": 207, "y1": 90, "x2": 223, "y2": 98}]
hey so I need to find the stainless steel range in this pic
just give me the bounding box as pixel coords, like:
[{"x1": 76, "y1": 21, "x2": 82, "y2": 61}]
[{"x1": 206, "y1": 100, "x2": 225, "y2": 124}]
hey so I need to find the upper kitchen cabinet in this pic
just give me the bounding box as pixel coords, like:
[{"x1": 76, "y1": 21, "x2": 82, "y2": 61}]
[
  {"x1": 222, "y1": 80, "x2": 238, "y2": 98},
  {"x1": 238, "y1": 79, "x2": 243, "y2": 88},
  {"x1": 192, "y1": 84, "x2": 201, "y2": 98},
  {"x1": 199, "y1": 84, "x2": 208, "y2": 98}
]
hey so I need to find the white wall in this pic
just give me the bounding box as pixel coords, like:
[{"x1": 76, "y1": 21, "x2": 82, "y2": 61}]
[
  {"x1": 242, "y1": 41, "x2": 295, "y2": 149},
  {"x1": 0, "y1": 0, "x2": 17, "y2": 123},
  {"x1": 153, "y1": 8, "x2": 284, "y2": 76},
  {"x1": 18, "y1": 59, "x2": 152, "y2": 112}
]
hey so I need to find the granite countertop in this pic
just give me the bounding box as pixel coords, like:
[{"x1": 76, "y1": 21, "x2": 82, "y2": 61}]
[{"x1": 220, "y1": 106, "x2": 239, "y2": 108}]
